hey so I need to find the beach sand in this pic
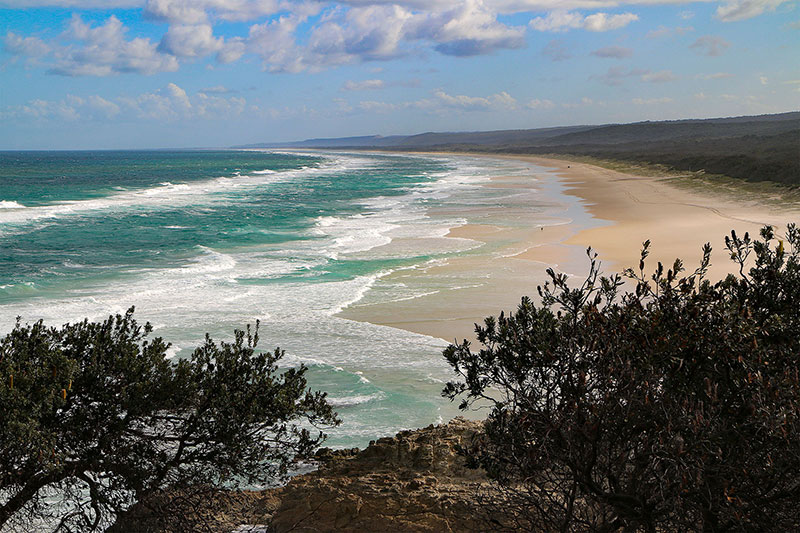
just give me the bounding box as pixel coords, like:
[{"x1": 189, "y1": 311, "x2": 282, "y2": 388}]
[{"x1": 339, "y1": 154, "x2": 800, "y2": 344}]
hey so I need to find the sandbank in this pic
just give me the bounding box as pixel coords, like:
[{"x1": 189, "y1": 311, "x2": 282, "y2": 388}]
[{"x1": 339, "y1": 153, "x2": 800, "y2": 343}]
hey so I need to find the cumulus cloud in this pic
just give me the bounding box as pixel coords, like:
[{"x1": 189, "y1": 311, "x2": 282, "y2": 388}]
[
  {"x1": 526, "y1": 98, "x2": 555, "y2": 109},
  {"x1": 433, "y1": 89, "x2": 517, "y2": 111},
  {"x1": 583, "y1": 12, "x2": 639, "y2": 31},
  {"x1": 217, "y1": 37, "x2": 246, "y2": 63},
  {"x1": 199, "y1": 85, "x2": 235, "y2": 94},
  {"x1": 342, "y1": 79, "x2": 386, "y2": 90},
  {"x1": 3, "y1": 32, "x2": 50, "y2": 57},
  {"x1": 632, "y1": 97, "x2": 673, "y2": 105},
  {"x1": 641, "y1": 70, "x2": 676, "y2": 83},
  {"x1": 6, "y1": 94, "x2": 121, "y2": 120},
  {"x1": 591, "y1": 45, "x2": 632, "y2": 58},
  {"x1": 695, "y1": 72, "x2": 734, "y2": 80},
  {"x1": 2, "y1": 0, "x2": 787, "y2": 79},
  {"x1": 158, "y1": 24, "x2": 223, "y2": 57},
  {"x1": 6, "y1": 15, "x2": 179, "y2": 76},
  {"x1": 414, "y1": 0, "x2": 526, "y2": 56},
  {"x1": 690, "y1": 35, "x2": 731, "y2": 56},
  {"x1": 247, "y1": 13, "x2": 309, "y2": 72},
  {"x1": 530, "y1": 10, "x2": 638, "y2": 32},
  {"x1": 244, "y1": 1, "x2": 526, "y2": 73},
  {"x1": 646, "y1": 25, "x2": 693, "y2": 38},
  {"x1": 3, "y1": 83, "x2": 246, "y2": 122},
  {"x1": 341, "y1": 88, "x2": 520, "y2": 115},
  {"x1": 715, "y1": 0, "x2": 789, "y2": 22},
  {"x1": 590, "y1": 67, "x2": 678, "y2": 86},
  {"x1": 143, "y1": 0, "x2": 293, "y2": 24}
]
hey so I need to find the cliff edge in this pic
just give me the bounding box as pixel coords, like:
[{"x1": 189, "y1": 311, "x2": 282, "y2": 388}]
[{"x1": 113, "y1": 417, "x2": 496, "y2": 532}]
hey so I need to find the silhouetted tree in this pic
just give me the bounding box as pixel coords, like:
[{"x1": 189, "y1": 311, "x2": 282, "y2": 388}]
[
  {"x1": 444, "y1": 224, "x2": 800, "y2": 532},
  {"x1": 0, "y1": 310, "x2": 338, "y2": 531}
]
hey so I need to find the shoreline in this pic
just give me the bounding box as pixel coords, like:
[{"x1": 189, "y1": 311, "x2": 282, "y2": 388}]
[{"x1": 338, "y1": 151, "x2": 800, "y2": 343}]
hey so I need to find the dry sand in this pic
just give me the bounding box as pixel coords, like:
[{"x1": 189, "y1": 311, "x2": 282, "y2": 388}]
[{"x1": 339, "y1": 154, "x2": 800, "y2": 344}]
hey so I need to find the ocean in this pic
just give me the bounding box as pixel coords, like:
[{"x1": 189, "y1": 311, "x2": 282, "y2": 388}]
[{"x1": 0, "y1": 149, "x2": 555, "y2": 448}]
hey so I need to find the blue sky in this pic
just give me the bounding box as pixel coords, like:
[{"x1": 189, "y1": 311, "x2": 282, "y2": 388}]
[{"x1": 1, "y1": 0, "x2": 798, "y2": 149}]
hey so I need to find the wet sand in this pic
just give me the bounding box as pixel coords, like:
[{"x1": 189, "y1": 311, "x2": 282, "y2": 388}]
[{"x1": 339, "y1": 153, "x2": 800, "y2": 344}]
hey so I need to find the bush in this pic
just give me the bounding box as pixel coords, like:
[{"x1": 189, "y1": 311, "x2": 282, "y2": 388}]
[
  {"x1": 0, "y1": 310, "x2": 338, "y2": 531},
  {"x1": 444, "y1": 224, "x2": 800, "y2": 532}
]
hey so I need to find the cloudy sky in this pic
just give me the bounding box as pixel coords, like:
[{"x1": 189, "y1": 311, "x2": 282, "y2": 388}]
[{"x1": 1, "y1": 0, "x2": 798, "y2": 149}]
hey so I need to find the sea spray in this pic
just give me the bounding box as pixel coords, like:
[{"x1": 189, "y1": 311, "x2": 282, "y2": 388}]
[{"x1": 0, "y1": 149, "x2": 564, "y2": 448}]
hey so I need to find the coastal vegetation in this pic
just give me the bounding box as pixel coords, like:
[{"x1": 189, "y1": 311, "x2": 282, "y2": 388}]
[
  {"x1": 3, "y1": 224, "x2": 800, "y2": 532},
  {"x1": 245, "y1": 111, "x2": 800, "y2": 187},
  {"x1": 444, "y1": 224, "x2": 800, "y2": 531},
  {"x1": 0, "y1": 312, "x2": 338, "y2": 531}
]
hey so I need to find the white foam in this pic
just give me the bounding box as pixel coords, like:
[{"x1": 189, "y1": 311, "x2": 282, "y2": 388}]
[
  {"x1": 0, "y1": 154, "x2": 352, "y2": 231},
  {"x1": 327, "y1": 392, "x2": 385, "y2": 407},
  {"x1": 0, "y1": 200, "x2": 25, "y2": 209}
]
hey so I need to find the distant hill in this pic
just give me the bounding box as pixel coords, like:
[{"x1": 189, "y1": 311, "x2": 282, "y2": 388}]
[{"x1": 235, "y1": 112, "x2": 800, "y2": 186}]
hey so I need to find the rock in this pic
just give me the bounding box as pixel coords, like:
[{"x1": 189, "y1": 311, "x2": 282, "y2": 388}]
[
  {"x1": 268, "y1": 417, "x2": 491, "y2": 533},
  {"x1": 112, "y1": 417, "x2": 501, "y2": 532}
]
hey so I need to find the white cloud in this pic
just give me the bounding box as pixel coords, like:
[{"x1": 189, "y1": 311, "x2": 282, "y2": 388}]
[
  {"x1": 591, "y1": 45, "x2": 632, "y2": 58},
  {"x1": 646, "y1": 25, "x2": 693, "y2": 38},
  {"x1": 244, "y1": 1, "x2": 526, "y2": 73},
  {"x1": 37, "y1": 15, "x2": 180, "y2": 76},
  {"x1": 690, "y1": 35, "x2": 731, "y2": 56},
  {"x1": 357, "y1": 100, "x2": 401, "y2": 113},
  {"x1": 641, "y1": 70, "x2": 676, "y2": 83},
  {"x1": 3, "y1": 83, "x2": 246, "y2": 122},
  {"x1": 195, "y1": 91, "x2": 246, "y2": 117},
  {"x1": 526, "y1": 98, "x2": 555, "y2": 109},
  {"x1": 247, "y1": 14, "x2": 309, "y2": 72},
  {"x1": 199, "y1": 85, "x2": 234, "y2": 94},
  {"x1": 3, "y1": 32, "x2": 50, "y2": 56},
  {"x1": 715, "y1": 0, "x2": 789, "y2": 22},
  {"x1": 343, "y1": 79, "x2": 386, "y2": 90},
  {"x1": 695, "y1": 72, "x2": 734, "y2": 80},
  {"x1": 1, "y1": 0, "x2": 787, "y2": 80},
  {"x1": 632, "y1": 97, "x2": 673, "y2": 105},
  {"x1": 583, "y1": 12, "x2": 638, "y2": 31},
  {"x1": 158, "y1": 24, "x2": 223, "y2": 57},
  {"x1": 530, "y1": 10, "x2": 638, "y2": 32},
  {"x1": 529, "y1": 10, "x2": 583, "y2": 31},
  {"x1": 433, "y1": 89, "x2": 517, "y2": 111},
  {"x1": 415, "y1": 0, "x2": 526, "y2": 56},
  {"x1": 142, "y1": 0, "x2": 291, "y2": 24}
]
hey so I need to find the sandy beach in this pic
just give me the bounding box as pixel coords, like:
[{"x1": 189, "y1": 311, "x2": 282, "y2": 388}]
[{"x1": 339, "y1": 153, "x2": 800, "y2": 343}]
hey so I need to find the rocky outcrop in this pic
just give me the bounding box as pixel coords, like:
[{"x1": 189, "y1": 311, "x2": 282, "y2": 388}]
[
  {"x1": 269, "y1": 417, "x2": 489, "y2": 532},
  {"x1": 112, "y1": 417, "x2": 497, "y2": 532}
]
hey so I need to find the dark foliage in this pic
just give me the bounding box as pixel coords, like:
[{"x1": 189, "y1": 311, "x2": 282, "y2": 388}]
[
  {"x1": 444, "y1": 224, "x2": 800, "y2": 532},
  {"x1": 0, "y1": 310, "x2": 338, "y2": 531},
  {"x1": 242, "y1": 111, "x2": 800, "y2": 186}
]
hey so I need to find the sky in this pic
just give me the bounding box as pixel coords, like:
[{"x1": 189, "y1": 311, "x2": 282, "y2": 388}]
[{"x1": 0, "y1": 0, "x2": 798, "y2": 149}]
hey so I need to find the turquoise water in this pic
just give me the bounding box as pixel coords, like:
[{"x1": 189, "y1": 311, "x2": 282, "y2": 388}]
[{"x1": 0, "y1": 149, "x2": 545, "y2": 448}]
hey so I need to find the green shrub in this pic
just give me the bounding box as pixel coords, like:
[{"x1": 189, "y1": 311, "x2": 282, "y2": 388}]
[{"x1": 0, "y1": 311, "x2": 338, "y2": 531}]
